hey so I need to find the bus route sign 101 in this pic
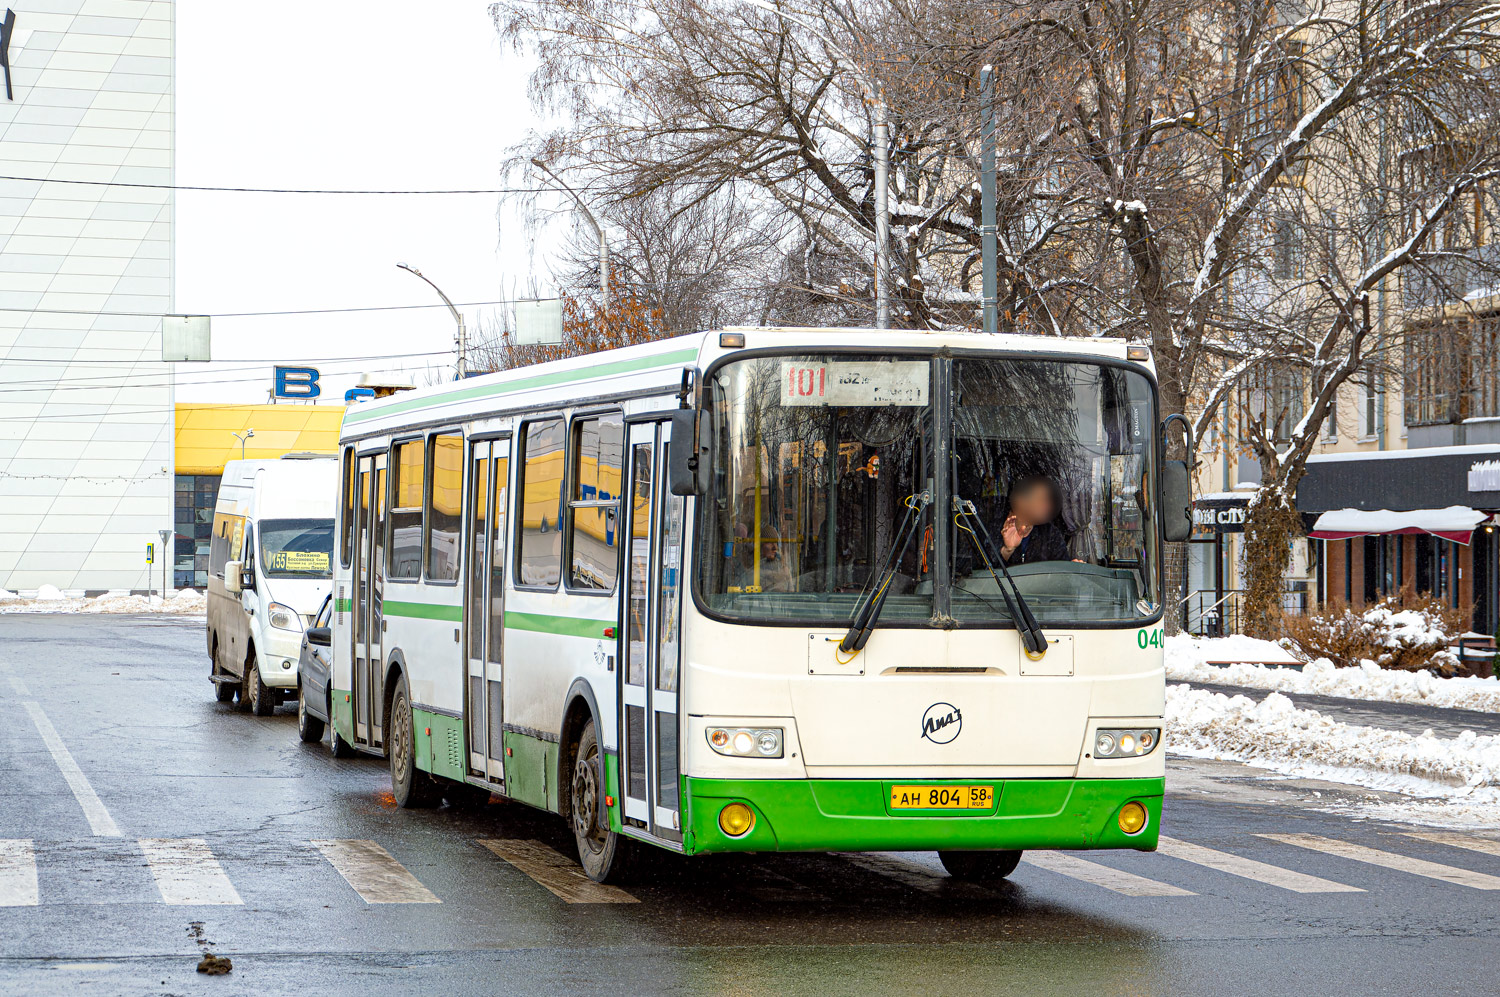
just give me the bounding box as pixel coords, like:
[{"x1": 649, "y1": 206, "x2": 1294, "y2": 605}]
[{"x1": 780, "y1": 360, "x2": 929, "y2": 407}]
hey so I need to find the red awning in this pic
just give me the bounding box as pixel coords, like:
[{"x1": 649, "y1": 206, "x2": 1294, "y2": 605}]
[{"x1": 1308, "y1": 506, "x2": 1486, "y2": 545}]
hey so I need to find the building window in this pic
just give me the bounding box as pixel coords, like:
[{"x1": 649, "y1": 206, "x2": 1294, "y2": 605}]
[
  {"x1": 517, "y1": 418, "x2": 566, "y2": 588},
  {"x1": 389, "y1": 439, "x2": 424, "y2": 580},
  {"x1": 1404, "y1": 314, "x2": 1500, "y2": 426},
  {"x1": 425, "y1": 433, "x2": 463, "y2": 582},
  {"x1": 567, "y1": 413, "x2": 624, "y2": 591},
  {"x1": 176, "y1": 473, "x2": 220, "y2": 589},
  {"x1": 1239, "y1": 365, "x2": 1304, "y2": 443},
  {"x1": 1358, "y1": 369, "x2": 1379, "y2": 439}
]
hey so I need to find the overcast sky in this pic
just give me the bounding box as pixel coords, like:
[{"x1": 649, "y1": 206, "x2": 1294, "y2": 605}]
[{"x1": 174, "y1": 2, "x2": 556, "y2": 404}]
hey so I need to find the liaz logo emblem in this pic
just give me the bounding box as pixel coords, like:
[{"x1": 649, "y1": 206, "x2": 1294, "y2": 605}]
[{"x1": 920, "y1": 702, "x2": 962, "y2": 744}]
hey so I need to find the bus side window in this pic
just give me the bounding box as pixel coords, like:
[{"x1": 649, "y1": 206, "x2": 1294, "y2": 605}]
[
  {"x1": 517, "y1": 418, "x2": 565, "y2": 588},
  {"x1": 389, "y1": 439, "x2": 425, "y2": 580},
  {"x1": 425, "y1": 433, "x2": 463, "y2": 582},
  {"x1": 340, "y1": 446, "x2": 355, "y2": 568},
  {"x1": 566, "y1": 412, "x2": 623, "y2": 592}
]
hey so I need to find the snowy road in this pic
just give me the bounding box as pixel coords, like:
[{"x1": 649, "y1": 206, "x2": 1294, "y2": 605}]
[{"x1": 2, "y1": 615, "x2": 1499, "y2": 995}]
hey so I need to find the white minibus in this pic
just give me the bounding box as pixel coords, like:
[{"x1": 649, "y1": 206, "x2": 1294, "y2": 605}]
[{"x1": 207, "y1": 455, "x2": 338, "y2": 715}]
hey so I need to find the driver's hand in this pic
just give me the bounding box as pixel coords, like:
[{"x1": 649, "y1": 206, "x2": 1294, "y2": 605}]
[{"x1": 1001, "y1": 514, "x2": 1031, "y2": 551}]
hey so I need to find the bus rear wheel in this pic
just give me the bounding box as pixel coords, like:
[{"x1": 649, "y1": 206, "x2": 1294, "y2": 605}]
[
  {"x1": 570, "y1": 720, "x2": 629, "y2": 884},
  {"x1": 389, "y1": 673, "x2": 441, "y2": 808},
  {"x1": 939, "y1": 849, "x2": 1023, "y2": 881}
]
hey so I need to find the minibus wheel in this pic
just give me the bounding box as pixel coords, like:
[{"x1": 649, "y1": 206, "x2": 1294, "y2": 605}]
[
  {"x1": 570, "y1": 720, "x2": 631, "y2": 883},
  {"x1": 245, "y1": 655, "x2": 275, "y2": 717},
  {"x1": 389, "y1": 673, "x2": 441, "y2": 808},
  {"x1": 938, "y1": 849, "x2": 1023, "y2": 881}
]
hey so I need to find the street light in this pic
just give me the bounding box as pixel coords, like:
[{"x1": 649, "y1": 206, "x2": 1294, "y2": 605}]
[
  {"x1": 738, "y1": 0, "x2": 890, "y2": 329},
  {"x1": 397, "y1": 263, "x2": 469, "y2": 378},
  {"x1": 232, "y1": 428, "x2": 254, "y2": 461},
  {"x1": 530, "y1": 158, "x2": 610, "y2": 299}
]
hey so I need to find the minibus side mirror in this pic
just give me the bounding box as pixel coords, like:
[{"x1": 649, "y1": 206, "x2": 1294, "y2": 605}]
[
  {"x1": 1162, "y1": 460, "x2": 1192, "y2": 542},
  {"x1": 669, "y1": 409, "x2": 709, "y2": 496},
  {"x1": 306, "y1": 626, "x2": 331, "y2": 648},
  {"x1": 225, "y1": 560, "x2": 243, "y2": 594}
]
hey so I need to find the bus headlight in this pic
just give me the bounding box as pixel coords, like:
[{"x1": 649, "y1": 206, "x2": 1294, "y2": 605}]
[
  {"x1": 707, "y1": 726, "x2": 783, "y2": 758},
  {"x1": 1094, "y1": 728, "x2": 1160, "y2": 758},
  {"x1": 268, "y1": 602, "x2": 302, "y2": 632}
]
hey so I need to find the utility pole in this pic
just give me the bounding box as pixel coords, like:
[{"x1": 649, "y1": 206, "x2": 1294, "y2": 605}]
[
  {"x1": 531, "y1": 158, "x2": 610, "y2": 299},
  {"x1": 979, "y1": 65, "x2": 998, "y2": 334},
  {"x1": 397, "y1": 263, "x2": 468, "y2": 378}
]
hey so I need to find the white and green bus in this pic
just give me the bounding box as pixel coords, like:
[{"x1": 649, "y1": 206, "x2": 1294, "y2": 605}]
[{"x1": 323, "y1": 328, "x2": 1192, "y2": 882}]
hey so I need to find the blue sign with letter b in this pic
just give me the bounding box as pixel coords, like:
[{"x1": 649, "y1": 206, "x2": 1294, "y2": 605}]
[{"x1": 274, "y1": 366, "x2": 321, "y2": 398}]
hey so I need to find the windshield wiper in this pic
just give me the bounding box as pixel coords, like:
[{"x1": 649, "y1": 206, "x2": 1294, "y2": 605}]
[
  {"x1": 837, "y1": 489, "x2": 931, "y2": 654},
  {"x1": 953, "y1": 497, "x2": 1049, "y2": 658}
]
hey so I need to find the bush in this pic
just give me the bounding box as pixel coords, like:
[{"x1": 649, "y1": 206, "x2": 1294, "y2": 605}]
[{"x1": 1282, "y1": 587, "x2": 1470, "y2": 675}]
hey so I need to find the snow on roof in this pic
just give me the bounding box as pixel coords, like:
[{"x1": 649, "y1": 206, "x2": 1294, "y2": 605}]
[
  {"x1": 1307, "y1": 444, "x2": 1500, "y2": 463},
  {"x1": 1310, "y1": 506, "x2": 1485, "y2": 537}
]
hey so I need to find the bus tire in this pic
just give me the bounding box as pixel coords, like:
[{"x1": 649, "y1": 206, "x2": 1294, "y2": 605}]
[
  {"x1": 570, "y1": 719, "x2": 630, "y2": 884},
  {"x1": 389, "y1": 673, "x2": 441, "y2": 808},
  {"x1": 210, "y1": 637, "x2": 236, "y2": 704},
  {"x1": 297, "y1": 682, "x2": 325, "y2": 743},
  {"x1": 245, "y1": 656, "x2": 275, "y2": 717},
  {"x1": 938, "y1": 849, "x2": 1023, "y2": 881}
]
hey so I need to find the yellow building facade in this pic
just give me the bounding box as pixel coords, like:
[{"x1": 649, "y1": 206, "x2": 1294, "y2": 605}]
[{"x1": 174, "y1": 404, "x2": 345, "y2": 588}]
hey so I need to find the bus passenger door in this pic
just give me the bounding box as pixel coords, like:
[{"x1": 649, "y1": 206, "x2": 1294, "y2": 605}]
[
  {"x1": 353, "y1": 452, "x2": 387, "y2": 749},
  {"x1": 620, "y1": 421, "x2": 683, "y2": 843},
  {"x1": 465, "y1": 438, "x2": 510, "y2": 784}
]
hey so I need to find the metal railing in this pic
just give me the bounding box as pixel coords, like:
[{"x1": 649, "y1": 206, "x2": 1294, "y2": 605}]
[{"x1": 1181, "y1": 588, "x2": 1307, "y2": 636}]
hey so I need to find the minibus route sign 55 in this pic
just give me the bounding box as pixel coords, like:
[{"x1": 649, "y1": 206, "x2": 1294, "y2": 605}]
[{"x1": 1137, "y1": 627, "x2": 1164, "y2": 650}]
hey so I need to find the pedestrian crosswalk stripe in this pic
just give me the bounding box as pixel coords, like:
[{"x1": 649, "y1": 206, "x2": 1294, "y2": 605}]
[
  {"x1": 138, "y1": 839, "x2": 242, "y2": 906},
  {"x1": 312, "y1": 839, "x2": 441, "y2": 904},
  {"x1": 1157, "y1": 836, "x2": 1363, "y2": 893},
  {"x1": 1259, "y1": 833, "x2": 1500, "y2": 890},
  {"x1": 477, "y1": 839, "x2": 638, "y2": 904},
  {"x1": 1402, "y1": 831, "x2": 1500, "y2": 859},
  {"x1": 22, "y1": 701, "x2": 119, "y2": 838},
  {"x1": 0, "y1": 840, "x2": 38, "y2": 907},
  {"x1": 1024, "y1": 851, "x2": 1195, "y2": 896}
]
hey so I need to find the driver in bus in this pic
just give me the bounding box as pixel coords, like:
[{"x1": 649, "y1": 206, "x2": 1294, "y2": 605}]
[{"x1": 998, "y1": 474, "x2": 1072, "y2": 565}]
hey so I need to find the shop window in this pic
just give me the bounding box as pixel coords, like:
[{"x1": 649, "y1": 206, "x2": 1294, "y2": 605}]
[
  {"x1": 567, "y1": 413, "x2": 624, "y2": 591},
  {"x1": 390, "y1": 439, "x2": 425, "y2": 580},
  {"x1": 517, "y1": 418, "x2": 565, "y2": 588},
  {"x1": 426, "y1": 434, "x2": 463, "y2": 582}
]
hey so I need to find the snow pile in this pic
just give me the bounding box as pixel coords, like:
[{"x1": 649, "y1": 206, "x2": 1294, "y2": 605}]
[
  {"x1": 1166, "y1": 635, "x2": 1500, "y2": 713},
  {"x1": 1167, "y1": 684, "x2": 1500, "y2": 797},
  {"x1": 0, "y1": 589, "x2": 207, "y2": 615},
  {"x1": 1170, "y1": 633, "x2": 1300, "y2": 665}
]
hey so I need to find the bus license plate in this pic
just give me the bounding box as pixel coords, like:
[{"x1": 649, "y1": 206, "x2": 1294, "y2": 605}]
[{"x1": 890, "y1": 785, "x2": 994, "y2": 810}]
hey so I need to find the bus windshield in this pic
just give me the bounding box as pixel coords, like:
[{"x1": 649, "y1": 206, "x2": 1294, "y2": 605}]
[
  {"x1": 697, "y1": 353, "x2": 1159, "y2": 626},
  {"x1": 258, "y1": 518, "x2": 335, "y2": 579}
]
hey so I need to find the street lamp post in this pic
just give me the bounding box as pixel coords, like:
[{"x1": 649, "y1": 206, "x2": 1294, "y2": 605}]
[
  {"x1": 531, "y1": 158, "x2": 610, "y2": 299},
  {"x1": 397, "y1": 263, "x2": 469, "y2": 378},
  {"x1": 232, "y1": 428, "x2": 254, "y2": 461},
  {"x1": 739, "y1": 0, "x2": 889, "y2": 329}
]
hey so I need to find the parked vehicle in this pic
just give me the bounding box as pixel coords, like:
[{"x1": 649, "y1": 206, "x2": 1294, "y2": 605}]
[
  {"x1": 297, "y1": 595, "x2": 333, "y2": 742},
  {"x1": 207, "y1": 455, "x2": 338, "y2": 715}
]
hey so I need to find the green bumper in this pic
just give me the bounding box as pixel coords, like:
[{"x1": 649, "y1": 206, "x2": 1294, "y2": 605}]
[{"x1": 682, "y1": 776, "x2": 1163, "y2": 855}]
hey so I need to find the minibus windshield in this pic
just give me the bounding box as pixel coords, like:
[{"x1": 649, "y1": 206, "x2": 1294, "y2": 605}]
[{"x1": 258, "y1": 518, "x2": 334, "y2": 579}]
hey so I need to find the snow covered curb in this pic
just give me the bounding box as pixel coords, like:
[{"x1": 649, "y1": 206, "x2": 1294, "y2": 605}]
[
  {"x1": 1167, "y1": 684, "x2": 1500, "y2": 797},
  {"x1": 1166, "y1": 634, "x2": 1500, "y2": 714},
  {"x1": 0, "y1": 585, "x2": 206, "y2": 615}
]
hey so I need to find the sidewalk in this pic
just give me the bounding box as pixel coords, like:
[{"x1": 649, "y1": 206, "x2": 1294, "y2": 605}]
[{"x1": 1180, "y1": 678, "x2": 1500, "y2": 739}]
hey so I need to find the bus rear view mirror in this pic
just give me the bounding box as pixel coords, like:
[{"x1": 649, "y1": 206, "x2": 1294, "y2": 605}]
[
  {"x1": 225, "y1": 560, "x2": 243, "y2": 594},
  {"x1": 1162, "y1": 461, "x2": 1192, "y2": 542},
  {"x1": 669, "y1": 409, "x2": 709, "y2": 496}
]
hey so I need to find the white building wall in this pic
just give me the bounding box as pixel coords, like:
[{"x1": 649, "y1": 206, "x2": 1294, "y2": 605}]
[{"x1": 0, "y1": 0, "x2": 173, "y2": 593}]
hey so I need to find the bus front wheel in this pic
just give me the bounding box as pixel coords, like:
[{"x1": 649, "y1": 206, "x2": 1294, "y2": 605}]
[
  {"x1": 389, "y1": 673, "x2": 441, "y2": 808},
  {"x1": 570, "y1": 720, "x2": 630, "y2": 884},
  {"x1": 939, "y1": 850, "x2": 1023, "y2": 881}
]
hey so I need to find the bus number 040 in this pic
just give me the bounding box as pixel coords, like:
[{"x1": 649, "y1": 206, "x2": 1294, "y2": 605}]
[{"x1": 1137, "y1": 627, "x2": 1164, "y2": 649}]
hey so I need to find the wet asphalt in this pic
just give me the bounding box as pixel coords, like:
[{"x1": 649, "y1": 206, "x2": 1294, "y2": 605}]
[{"x1": 0, "y1": 614, "x2": 1497, "y2": 996}]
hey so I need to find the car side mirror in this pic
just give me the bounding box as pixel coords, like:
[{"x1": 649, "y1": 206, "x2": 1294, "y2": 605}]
[
  {"x1": 224, "y1": 560, "x2": 243, "y2": 593},
  {"x1": 1162, "y1": 460, "x2": 1192, "y2": 542},
  {"x1": 669, "y1": 408, "x2": 709, "y2": 496},
  {"x1": 306, "y1": 626, "x2": 331, "y2": 647}
]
